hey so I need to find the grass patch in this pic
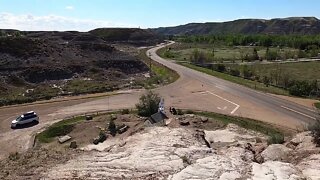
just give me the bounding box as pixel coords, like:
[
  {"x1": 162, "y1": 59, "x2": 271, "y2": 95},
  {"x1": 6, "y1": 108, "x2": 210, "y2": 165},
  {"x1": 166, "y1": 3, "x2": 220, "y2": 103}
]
[
  {"x1": 229, "y1": 61, "x2": 320, "y2": 82},
  {"x1": 138, "y1": 49, "x2": 179, "y2": 88},
  {"x1": 180, "y1": 62, "x2": 288, "y2": 95},
  {"x1": 194, "y1": 111, "x2": 285, "y2": 144},
  {"x1": 37, "y1": 116, "x2": 85, "y2": 143},
  {"x1": 315, "y1": 102, "x2": 320, "y2": 109},
  {"x1": 36, "y1": 111, "x2": 124, "y2": 144}
]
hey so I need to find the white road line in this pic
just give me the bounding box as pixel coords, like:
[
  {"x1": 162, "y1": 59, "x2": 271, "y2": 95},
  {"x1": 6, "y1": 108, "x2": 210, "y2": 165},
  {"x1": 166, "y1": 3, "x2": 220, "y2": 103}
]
[
  {"x1": 215, "y1": 85, "x2": 225, "y2": 89},
  {"x1": 206, "y1": 91, "x2": 240, "y2": 114},
  {"x1": 217, "y1": 106, "x2": 227, "y2": 110},
  {"x1": 281, "y1": 106, "x2": 317, "y2": 120}
]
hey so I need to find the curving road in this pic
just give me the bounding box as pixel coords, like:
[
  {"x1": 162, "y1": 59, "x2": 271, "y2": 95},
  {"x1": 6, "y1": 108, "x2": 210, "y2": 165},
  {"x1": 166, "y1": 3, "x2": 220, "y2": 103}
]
[
  {"x1": 149, "y1": 42, "x2": 318, "y2": 127},
  {"x1": 0, "y1": 42, "x2": 318, "y2": 159}
]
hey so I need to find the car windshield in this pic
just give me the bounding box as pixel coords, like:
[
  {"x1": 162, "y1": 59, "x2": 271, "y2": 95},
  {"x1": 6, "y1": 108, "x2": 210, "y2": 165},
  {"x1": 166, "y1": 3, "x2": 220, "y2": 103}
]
[{"x1": 16, "y1": 116, "x2": 22, "y2": 121}]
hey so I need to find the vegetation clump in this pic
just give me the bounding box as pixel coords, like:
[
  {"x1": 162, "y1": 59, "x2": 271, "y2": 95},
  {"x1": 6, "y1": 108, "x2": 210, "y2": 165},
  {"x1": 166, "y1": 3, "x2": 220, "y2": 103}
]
[
  {"x1": 309, "y1": 119, "x2": 320, "y2": 146},
  {"x1": 136, "y1": 90, "x2": 161, "y2": 117},
  {"x1": 108, "y1": 119, "x2": 117, "y2": 137}
]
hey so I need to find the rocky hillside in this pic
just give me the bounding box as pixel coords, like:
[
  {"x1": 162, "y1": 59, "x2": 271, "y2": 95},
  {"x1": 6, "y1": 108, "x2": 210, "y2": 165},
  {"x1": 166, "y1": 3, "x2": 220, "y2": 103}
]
[
  {"x1": 0, "y1": 31, "x2": 150, "y2": 105},
  {"x1": 153, "y1": 17, "x2": 320, "y2": 35},
  {"x1": 43, "y1": 124, "x2": 320, "y2": 179},
  {"x1": 89, "y1": 28, "x2": 163, "y2": 45},
  {"x1": 1, "y1": 113, "x2": 319, "y2": 179}
]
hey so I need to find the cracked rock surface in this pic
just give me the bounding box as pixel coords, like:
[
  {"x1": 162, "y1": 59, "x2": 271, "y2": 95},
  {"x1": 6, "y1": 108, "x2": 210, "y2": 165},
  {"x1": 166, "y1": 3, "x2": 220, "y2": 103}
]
[{"x1": 44, "y1": 125, "x2": 320, "y2": 180}]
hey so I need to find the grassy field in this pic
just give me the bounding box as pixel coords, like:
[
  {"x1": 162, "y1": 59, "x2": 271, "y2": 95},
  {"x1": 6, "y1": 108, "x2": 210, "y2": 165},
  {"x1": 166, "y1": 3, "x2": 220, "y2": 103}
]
[
  {"x1": 160, "y1": 43, "x2": 320, "y2": 82},
  {"x1": 232, "y1": 61, "x2": 320, "y2": 82},
  {"x1": 158, "y1": 42, "x2": 298, "y2": 62},
  {"x1": 180, "y1": 62, "x2": 289, "y2": 95}
]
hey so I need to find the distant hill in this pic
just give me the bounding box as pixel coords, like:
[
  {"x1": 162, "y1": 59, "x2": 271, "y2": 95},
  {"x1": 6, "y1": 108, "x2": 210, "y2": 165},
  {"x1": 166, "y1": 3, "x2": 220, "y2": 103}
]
[
  {"x1": 89, "y1": 28, "x2": 162, "y2": 45},
  {"x1": 153, "y1": 17, "x2": 320, "y2": 36}
]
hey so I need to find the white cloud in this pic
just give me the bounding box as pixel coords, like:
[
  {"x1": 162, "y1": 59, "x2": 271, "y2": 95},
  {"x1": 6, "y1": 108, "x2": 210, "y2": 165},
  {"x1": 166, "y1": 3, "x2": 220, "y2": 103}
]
[
  {"x1": 65, "y1": 6, "x2": 74, "y2": 10},
  {"x1": 0, "y1": 13, "x2": 135, "y2": 31}
]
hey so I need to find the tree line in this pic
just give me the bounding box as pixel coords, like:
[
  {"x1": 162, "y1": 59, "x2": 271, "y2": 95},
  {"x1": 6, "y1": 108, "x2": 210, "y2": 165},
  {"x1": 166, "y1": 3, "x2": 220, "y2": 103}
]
[{"x1": 177, "y1": 34, "x2": 320, "y2": 50}]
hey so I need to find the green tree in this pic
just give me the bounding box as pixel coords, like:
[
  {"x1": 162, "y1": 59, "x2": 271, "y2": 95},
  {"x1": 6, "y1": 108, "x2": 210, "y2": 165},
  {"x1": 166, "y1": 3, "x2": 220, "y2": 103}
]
[
  {"x1": 136, "y1": 90, "x2": 161, "y2": 117},
  {"x1": 108, "y1": 119, "x2": 117, "y2": 136},
  {"x1": 230, "y1": 68, "x2": 240, "y2": 77},
  {"x1": 242, "y1": 65, "x2": 253, "y2": 79},
  {"x1": 265, "y1": 48, "x2": 280, "y2": 61},
  {"x1": 263, "y1": 76, "x2": 270, "y2": 87},
  {"x1": 190, "y1": 48, "x2": 206, "y2": 64},
  {"x1": 252, "y1": 48, "x2": 259, "y2": 60},
  {"x1": 288, "y1": 80, "x2": 313, "y2": 97}
]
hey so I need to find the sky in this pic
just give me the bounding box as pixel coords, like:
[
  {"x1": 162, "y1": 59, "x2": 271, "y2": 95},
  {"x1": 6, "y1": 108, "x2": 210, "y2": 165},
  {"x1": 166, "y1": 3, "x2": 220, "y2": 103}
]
[{"x1": 0, "y1": 0, "x2": 320, "y2": 31}]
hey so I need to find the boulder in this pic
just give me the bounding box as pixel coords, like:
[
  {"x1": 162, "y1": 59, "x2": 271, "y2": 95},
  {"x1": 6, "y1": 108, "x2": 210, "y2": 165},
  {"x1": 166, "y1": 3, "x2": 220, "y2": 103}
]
[
  {"x1": 261, "y1": 144, "x2": 293, "y2": 162},
  {"x1": 169, "y1": 152, "x2": 245, "y2": 179},
  {"x1": 58, "y1": 135, "x2": 72, "y2": 144},
  {"x1": 250, "y1": 161, "x2": 303, "y2": 180},
  {"x1": 93, "y1": 133, "x2": 107, "y2": 145},
  {"x1": 118, "y1": 125, "x2": 129, "y2": 134},
  {"x1": 180, "y1": 120, "x2": 190, "y2": 126},
  {"x1": 201, "y1": 117, "x2": 208, "y2": 123},
  {"x1": 254, "y1": 154, "x2": 264, "y2": 164},
  {"x1": 287, "y1": 131, "x2": 317, "y2": 151},
  {"x1": 70, "y1": 141, "x2": 77, "y2": 149},
  {"x1": 253, "y1": 143, "x2": 268, "y2": 154},
  {"x1": 297, "y1": 154, "x2": 320, "y2": 180},
  {"x1": 93, "y1": 138, "x2": 100, "y2": 145},
  {"x1": 85, "y1": 115, "x2": 93, "y2": 121}
]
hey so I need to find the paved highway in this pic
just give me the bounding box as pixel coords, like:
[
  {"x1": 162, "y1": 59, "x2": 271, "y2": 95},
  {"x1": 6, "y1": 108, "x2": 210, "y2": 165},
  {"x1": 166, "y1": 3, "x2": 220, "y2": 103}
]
[{"x1": 148, "y1": 42, "x2": 318, "y2": 126}]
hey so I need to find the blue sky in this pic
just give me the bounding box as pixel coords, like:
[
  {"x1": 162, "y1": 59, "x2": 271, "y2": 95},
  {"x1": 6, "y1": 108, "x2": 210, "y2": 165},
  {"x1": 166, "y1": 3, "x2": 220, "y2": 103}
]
[{"x1": 0, "y1": 0, "x2": 319, "y2": 31}]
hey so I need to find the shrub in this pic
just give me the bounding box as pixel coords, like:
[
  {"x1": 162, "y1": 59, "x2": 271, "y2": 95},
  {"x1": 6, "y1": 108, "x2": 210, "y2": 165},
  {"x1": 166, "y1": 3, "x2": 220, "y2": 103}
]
[
  {"x1": 308, "y1": 120, "x2": 320, "y2": 146},
  {"x1": 108, "y1": 119, "x2": 117, "y2": 136},
  {"x1": 136, "y1": 90, "x2": 161, "y2": 117},
  {"x1": 177, "y1": 109, "x2": 184, "y2": 115},
  {"x1": 9, "y1": 152, "x2": 20, "y2": 161},
  {"x1": 121, "y1": 109, "x2": 130, "y2": 114},
  {"x1": 288, "y1": 80, "x2": 313, "y2": 97},
  {"x1": 216, "y1": 64, "x2": 226, "y2": 72},
  {"x1": 229, "y1": 69, "x2": 240, "y2": 77},
  {"x1": 267, "y1": 133, "x2": 285, "y2": 145},
  {"x1": 263, "y1": 76, "x2": 271, "y2": 87},
  {"x1": 99, "y1": 131, "x2": 107, "y2": 142},
  {"x1": 163, "y1": 50, "x2": 175, "y2": 58},
  {"x1": 185, "y1": 110, "x2": 194, "y2": 114},
  {"x1": 265, "y1": 48, "x2": 280, "y2": 60},
  {"x1": 190, "y1": 49, "x2": 206, "y2": 64},
  {"x1": 242, "y1": 65, "x2": 253, "y2": 79}
]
